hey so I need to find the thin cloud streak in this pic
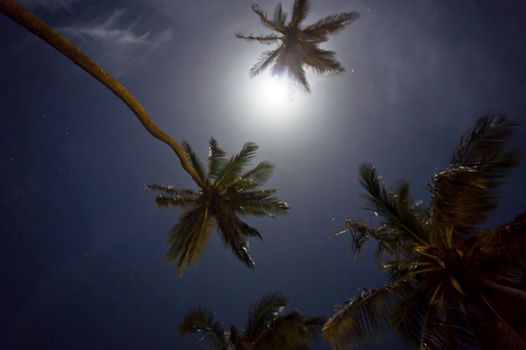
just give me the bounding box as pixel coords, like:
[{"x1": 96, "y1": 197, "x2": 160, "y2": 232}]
[{"x1": 58, "y1": 9, "x2": 172, "y2": 73}]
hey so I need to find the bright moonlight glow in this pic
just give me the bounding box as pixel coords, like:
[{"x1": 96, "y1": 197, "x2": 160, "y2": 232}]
[
  {"x1": 255, "y1": 74, "x2": 289, "y2": 107},
  {"x1": 246, "y1": 72, "x2": 306, "y2": 124}
]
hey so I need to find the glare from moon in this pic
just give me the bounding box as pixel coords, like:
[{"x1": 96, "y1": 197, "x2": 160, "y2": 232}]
[{"x1": 248, "y1": 72, "x2": 304, "y2": 123}]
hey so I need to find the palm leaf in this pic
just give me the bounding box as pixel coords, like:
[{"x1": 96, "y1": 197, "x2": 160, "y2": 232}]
[
  {"x1": 359, "y1": 163, "x2": 428, "y2": 245},
  {"x1": 429, "y1": 115, "x2": 519, "y2": 233},
  {"x1": 323, "y1": 280, "x2": 412, "y2": 349},
  {"x1": 229, "y1": 188, "x2": 289, "y2": 217},
  {"x1": 251, "y1": 4, "x2": 282, "y2": 32},
  {"x1": 166, "y1": 205, "x2": 213, "y2": 276},
  {"x1": 255, "y1": 311, "x2": 310, "y2": 350},
  {"x1": 215, "y1": 142, "x2": 258, "y2": 188},
  {"x1": 301, "y1": 44, "x2": 344, "y2": 75},
  {"x1": 179, "y1": 308, "x2": 229, "y2": 350},
  {"x1": 304, "y1": 12, "x2": 360, "y2": 39},
  {"x1": 341, "y1": 220, "x2": 398, "y2": 260},
  {"x1": 291, "y1": 0, "x2": 309, "y2": 27},
  {"x1": 249, "y1": 48, "x2": 283, "y2": 78},
  {"x1": 215, "y1": 209, "x2": 258, "y2": 267},
  {"x1": 208, "y1": 138, "x2": 227, "y2": 181},
  {"x1": 245, "y1": 292, "x2": 289, "y2": 342},
  {"x1": 235, "y1": 33, "x2": 281, "y2": 45},
  {"x1": 144, "y1": 184, "x2": 198, "y2": 210},
  {"x1": 273, "y1": 3, "x2": 287, "y2": 28},
  {"x1": 274, "y1": 55, "x2": 309, "y2": 92},
  {"x1": 235, "y1": 161, "x2": 275, "y2": 189}
]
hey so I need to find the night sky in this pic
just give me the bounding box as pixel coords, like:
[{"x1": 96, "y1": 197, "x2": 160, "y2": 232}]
[{"x1": 1, "y1": 1, "x2": 526, "y2": 349}]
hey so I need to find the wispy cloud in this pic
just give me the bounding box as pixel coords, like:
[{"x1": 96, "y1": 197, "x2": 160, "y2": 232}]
[
  {"x1": 18, "y1": 0, "x2": 79, "y2": 11},
  {"x1": 58, "y1": 9, "x2": 172, "y2": 73}
]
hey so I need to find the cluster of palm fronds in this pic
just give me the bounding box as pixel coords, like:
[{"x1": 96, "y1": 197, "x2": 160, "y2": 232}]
[
  {"x1": 146, "y1": 139, "x2": 289, "y2": 276},
  {"x1": 237, "y1": 0, "x2": 360, "y2": 92},
  {"x1": 323, "y1": 115, "x2": 526, "y2": 350},
  {"x1": 180, "y1": 293, "x2": 324, "y2": 350}
]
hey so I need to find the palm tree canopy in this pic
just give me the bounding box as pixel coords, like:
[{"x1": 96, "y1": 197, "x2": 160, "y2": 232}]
[
  {"x1": 237, "y1": 0, "x2": 359, "y2": 92},
  {"x1": 324, "y1": 115, "x2": 526, "y2": 350},
  {"x1": 180, "y1": 292, "x2": 324, "y2": 350},
  {"x1": 146, "y1": 139, "x2": 289, "y2": 275}
]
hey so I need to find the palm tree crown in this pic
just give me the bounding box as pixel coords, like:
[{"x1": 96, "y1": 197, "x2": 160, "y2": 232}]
[
  {"x1": 323, "y1": 115, "x2": 526, "y2": 349},
  {"x1": 146, "y1": 139, "x2": 288, "y2": 275},
  {"x1": 180, "y1": 292, "x2": 324, "y2": 349},
  {"x1": 237, "y1": 0, "x2": 359, "y2": 92}
]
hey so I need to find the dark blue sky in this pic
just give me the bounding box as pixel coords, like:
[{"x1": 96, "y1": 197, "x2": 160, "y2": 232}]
[{"x1": 1, "y1": 1, "x2": 525, "y2": 349}]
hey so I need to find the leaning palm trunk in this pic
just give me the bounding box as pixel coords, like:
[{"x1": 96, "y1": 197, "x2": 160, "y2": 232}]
[{"x1": 0, "y1": 0, "x2": 204, "y2": 188}]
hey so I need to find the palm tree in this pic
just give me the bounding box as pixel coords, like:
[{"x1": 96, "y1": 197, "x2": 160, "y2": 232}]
[
  {"x1": 237, "y1": 0, "x2": 359, "y2": 92},
  {"x1": 180, "y1": 292, "x2": 324, "y2": 349},
  {"x1": 323, "y1": 115, "x2": 526, "y2": 349},
  {"x1": 1, "y1": 2, "x2": 289, "y2": 274},
  {"x1": 146, "y1": 139, "x2": 288, "y2": 275}
]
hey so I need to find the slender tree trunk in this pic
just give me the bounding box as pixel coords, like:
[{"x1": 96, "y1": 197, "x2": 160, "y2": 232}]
[{"x1": 0, "y1": 0, "x2": 205, "y2": 188}]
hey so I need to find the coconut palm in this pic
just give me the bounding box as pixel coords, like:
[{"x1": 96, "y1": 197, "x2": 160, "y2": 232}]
[
  {"x1": 180, "y1": 292, "x2": 324, "y2": 349},
  {"x1": 237, "y1": 0, "x2": 359, "y2": 92},
  {"x1": 323, "y1": 115, "x2": 526, "y2": 349},
  {"x1": 146, "y1": 139, "x2": 288, "y2": 275}
]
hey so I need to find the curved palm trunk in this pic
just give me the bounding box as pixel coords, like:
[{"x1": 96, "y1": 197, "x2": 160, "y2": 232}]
[{"x1": 0, "y1": 0, "x2": 205, "y2": 188}]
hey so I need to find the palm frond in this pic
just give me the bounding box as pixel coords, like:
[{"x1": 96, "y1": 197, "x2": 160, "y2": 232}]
[
  {"x1": 235, "y1": 161, "x2": 275, "y2": 189},
  {"x1": 235, "y1": 32, "x2": 281, "y2": 45},
  {"x1": 301, "y1": 44, "x2": 344, "y2": 75},
  {"x1": 216, "y1": 210, "x2": 258, "y2": 268},
  {"x1": 208, "y1": 138, "x2": 227, "y2": 181},
  {"x1": 466, "y1": 212, "x2": 526, "y2": 286},
  {"x1": 275, "y1": 57, "x2": 309, "y2": 92},
  {"x1": 251, "y1": 4, "x2": 282, "y2": 32},
  {"x1": 215, "y1": 142, "x2": 258, "y2": 188},
  {"x1": 179, "y1": 307, "x2": 229, "y2": 350},
  {"x1": 323, "y1": 280, "x2": 412, "y2": 350},
  {"x1": 255, "y1": 311, "x2": 311, "y2": 350},
  {"x1": 245, "y1": 292, "x2": 289, "y2": 342},
  {"x1": 145, "y1": 184, "x2": 198, "y2": 210},
  {"x1": 166, "y1": 205, "x2": 213, "y2": 276},
  {"x1": 342, "y1": 220, "x2": 398, "y2": 260},
  {"x1": 229, "y1": 188, "x2": 289, "y2": 217},
  {"x1": 249, "y1": 48, "x2": 283, "y2": 78},
  {"x1": 452, "y1": 114, "x2": 519, "y2": 168},
  {"x1": 182, "y1": 141, "x2": 207, "y2": 186},
  {"x1": 359, "y1": 163, "x2": 428, "y2": 245},
  {"x1": 429, "y1": 115, "x2": 519, "y2": 232},
  {"x1": 304, "y1": 12, "x2": 360, "y2": 39},
  {"x1": 273, "y1": 3, "x2": 287, "y2": 28},
  {"x1": 419, "y1": 298, "x2": 479, "y2": 350},
  {"x1": 291, "y1": 0, "x2": 309, "y2": 27}
]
